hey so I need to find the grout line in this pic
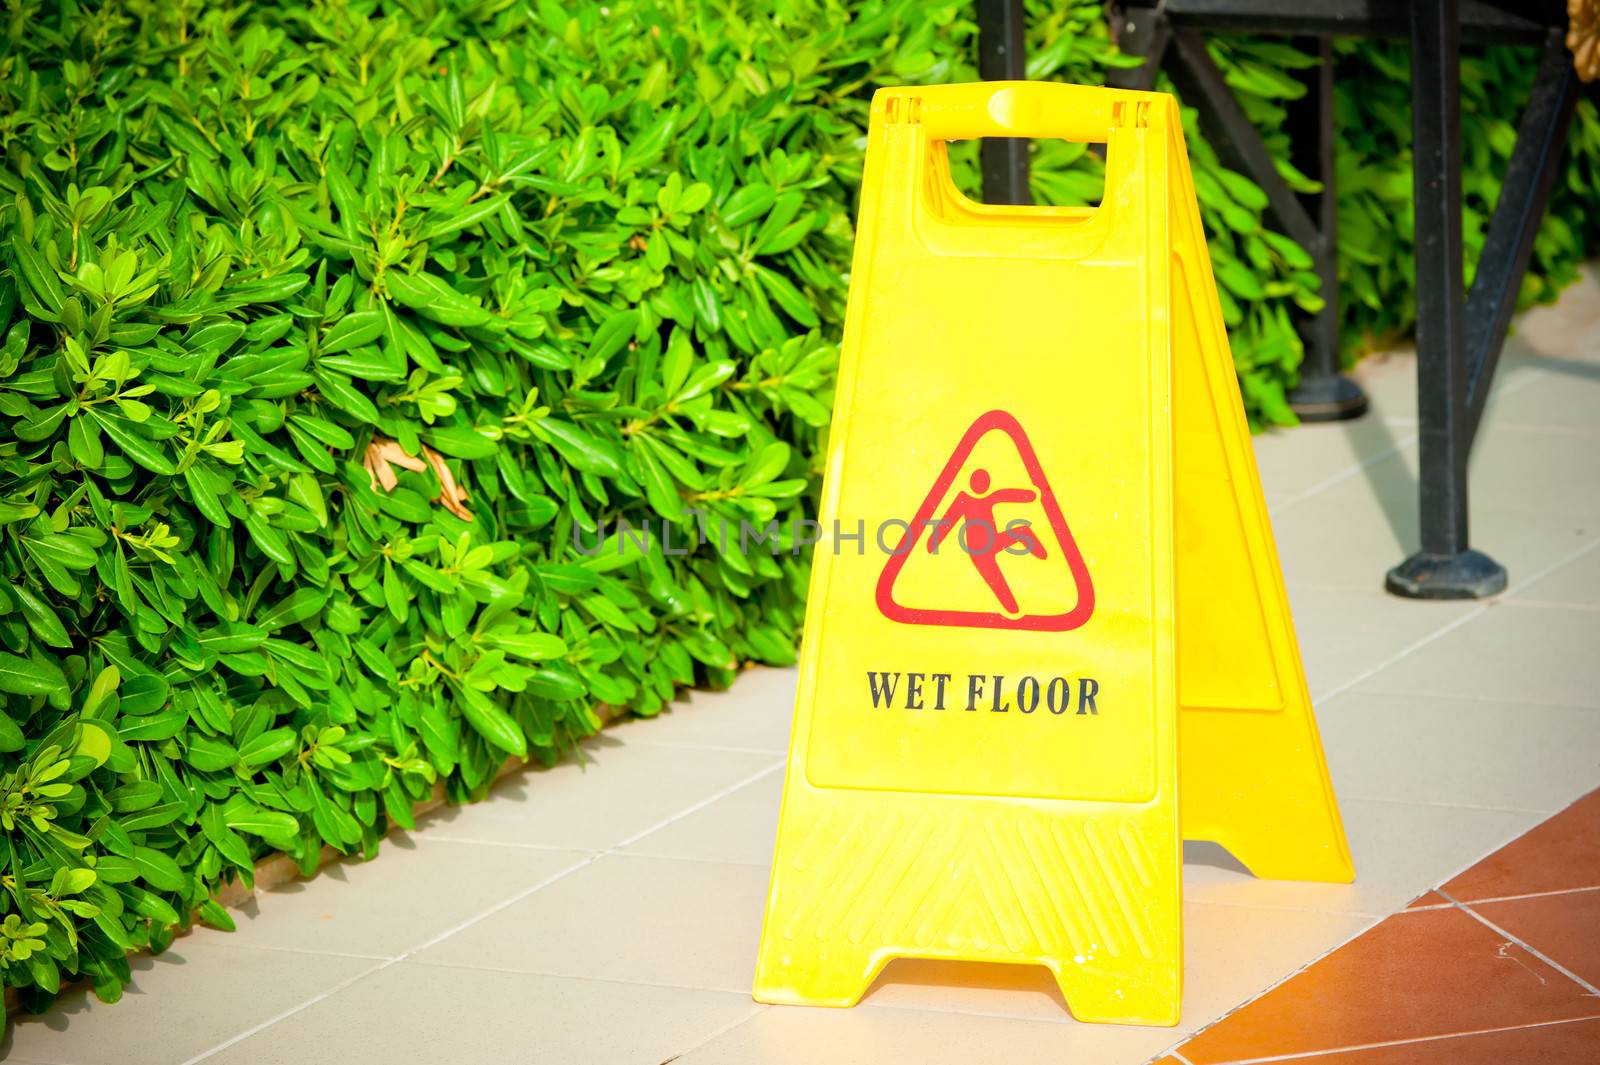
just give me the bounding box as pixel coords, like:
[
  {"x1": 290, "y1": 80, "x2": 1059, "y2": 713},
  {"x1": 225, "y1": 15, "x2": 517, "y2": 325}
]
[
  {"x1": 615, "y1": 737, "x2": 789, "y2": 756},
  {"x1": 179, "y1": 958, "x2": 395, "y2": 1065},
  {"x1": 1362, "y1": 811, "x2": 1595, "y2": 942},
  {"x1": 1312, "y1": 535, "x2": 1600, "y2": 705},
  {"x1": 183, "y1": 760, "x2": 787, "y2": 1061},
  {"x1": 378, "y1": 955, "x2": 756, "y2": 998},
  {"x1": 390, "y1": 835, "x2": 602, "y2": 852},
  {"x1": 397, "y1": 854, "x2": 605, "y2": 957},
  {"x1": 1167, "y1": 1050, "x2": 1198, "y2": 1065},
  {"x1": 1312, "y1": 606, "x2": 1489, "y2": 704},
  {"x1": 404, "y1": 952, "x2": 1180, "y2": 1034},
  {"x1": 1499, "y1": 597, "x2": 1600, "y2": 613},
  {"x1": 1466, "y1": 421, "x2": 1600, "y2": 438},
  {"x1": 204, "y1": 941, "x2": 397, "y2": 964},
  {"x1": 606, "y1": 761, "x2": 786, "y2": 851},
  {"x1": 1182, "y1": 896, "x2": 1391, "y2": 920},
  {"x1": 1157, "y1": 917, "x2": 1386, "y2": 1058},
  {"x1": 1342, "y1": 686, "x2": 1600, "y2": 713},
  {"x1": 1331, "y1": 793, "x2": 1552, "y2": 816},
  {"x1": 1440, "y1": 889, "x2": 1600, "y2": 997},
  {"x1": 1199, "y1": 1014, "x2": 1600, "y2": 1064},
  {"x1": 1505, "y1": 537, "x2": 1600, "y2": 600},
  {"x1": 1265, "y1": 425, "x2": 1420, "y2": 518},
  {"x1": 617, "y1": 849, "x2": 772, "y2": 869},
  {"x1": 1319, "y1": 686, "x2": 1600, "y2": 713},
  {"x1": 661, "y1": 1002, "x2": 769, "y2": 1062},
  {"x1": 1262, "y1": 354, "x2": 1559, "y2": 519},
  {"x1": 1442, "y1": 885, "x2": 1600, "y2": 908}
]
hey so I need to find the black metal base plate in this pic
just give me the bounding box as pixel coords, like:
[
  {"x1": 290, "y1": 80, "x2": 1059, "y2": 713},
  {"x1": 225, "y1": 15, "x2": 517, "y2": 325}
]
[
  {"x1": 1288, "y1": 373, "x2": 1370, "y2": 422},
  {"x1": 1385, "y1": 549, "x2": 1508, "y2": 600}
]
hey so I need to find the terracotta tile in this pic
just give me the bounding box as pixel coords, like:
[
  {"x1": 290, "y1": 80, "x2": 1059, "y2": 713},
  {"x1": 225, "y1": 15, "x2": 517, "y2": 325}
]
[
  {"x1": 1269, "y1": 1017, "x2": 1600, "y2": 1064},
  {"x1": 1145, "y1": 1058, "x2": 1186, "y2": 1065},
  {"x1": 1473, "y1": 888, "x2": 1600, "y2": 988},
  {"x1": 1442, "y1": 790, "x2": 1600, "y2": 902},
  {"x1": 1407, "y1": 890, "x2": 1452, "y2": 910},
  {"x1": 1178, "y1": 907, "x2": 1600, "y2": 1064}
]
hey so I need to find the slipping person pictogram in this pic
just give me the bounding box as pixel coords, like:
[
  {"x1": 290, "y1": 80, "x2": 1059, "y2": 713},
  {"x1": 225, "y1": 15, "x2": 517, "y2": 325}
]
[
  {"x1": 875, "y1": 409, "x2": 1094, "y2": 631},
  {"x1": 925, "y1": 468, "x2": 1047, "y2": 614}
]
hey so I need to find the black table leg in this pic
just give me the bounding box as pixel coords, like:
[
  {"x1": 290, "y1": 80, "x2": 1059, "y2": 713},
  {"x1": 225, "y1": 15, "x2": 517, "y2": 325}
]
[
  {"x1": 1285, "y1": 37, "x2": 1369, "y2": 422},
  {"x1": 1386, "y1": 0, "x2": 1506, "y2": 598}
]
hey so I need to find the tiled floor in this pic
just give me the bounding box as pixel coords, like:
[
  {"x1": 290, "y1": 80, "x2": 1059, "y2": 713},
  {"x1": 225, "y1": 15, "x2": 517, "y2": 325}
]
[
  {"x1": 5, "y1": 275, "x2": 1598, "y2": 1064},
  {"x1": 1171, "y1": 790, "x2": 1600, "y2": 1064}
]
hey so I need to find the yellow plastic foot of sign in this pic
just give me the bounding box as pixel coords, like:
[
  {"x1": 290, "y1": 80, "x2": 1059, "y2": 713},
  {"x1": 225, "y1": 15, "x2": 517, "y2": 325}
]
[
  {"x1": 755, "y1": 956, "x2": 1179, "y2": 1028},
  {"x1": 755, "y1": 80, "x2": 1351, "y2": 1028},
  {"x1": 754, "y1": 787, "x2": 1184, "y2": 1026}
]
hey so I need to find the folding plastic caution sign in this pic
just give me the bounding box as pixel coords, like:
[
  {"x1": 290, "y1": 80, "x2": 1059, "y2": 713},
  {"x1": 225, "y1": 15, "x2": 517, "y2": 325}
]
[{"x1": 753, "y1": 82, "x2": 1354, "y2": 1027}]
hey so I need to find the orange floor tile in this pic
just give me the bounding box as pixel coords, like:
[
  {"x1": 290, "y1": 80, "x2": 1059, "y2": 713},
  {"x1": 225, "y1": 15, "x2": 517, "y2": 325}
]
[
  {"x1": 1270, "y1": 1018, "x2": 1600, "y2": 1064},
  {"x1": 1171, "y1": 789, "x2": 1600, "y2": 1065},
  {"x1": 1441, "y1": 790, "x2": 1600, "y2": 902}
]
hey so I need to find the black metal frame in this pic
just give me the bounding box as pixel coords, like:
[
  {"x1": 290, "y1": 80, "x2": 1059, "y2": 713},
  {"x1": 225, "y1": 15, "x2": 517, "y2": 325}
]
[
  {"x1": 975, "y1": 0, "x2": 1584, "y2": 599},
  {"x1": 1387, "y1": 3, "x2": 1580, "y2": 597}
]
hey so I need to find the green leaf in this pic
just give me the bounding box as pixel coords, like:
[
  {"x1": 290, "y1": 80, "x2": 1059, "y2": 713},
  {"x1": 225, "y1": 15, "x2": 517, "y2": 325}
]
[
  {"x1": 237, "y1": 727, "x2": 297, "y2": 768},
  {"x1": 386, "y1": 272, "x2": 496, "y2": 328},
  {"x1": 423, "y1": 424, "x2": 497, "y2": 459},
  {"x1": 455, "y1": 684, "x2": 527, "y2": 758},
  {"x1": 536, "y1": 419, "x2": 622, "y2": 476},
  {"x1": 131, "y1": 846, "x2": 187, "y2": 893},
  {"x1": 0, "y1": 652, "x2": 68, "y2": 700},
  {"x1": 86, "y1": 409, "x2": 175, "y2": 475},
  {"x1": 13, "y1": 586, "x2": 72, "y2": 648},
  {"x1": 320, "y1": 310, "x2": 385, "y2": 355},
  {"x1": 482, "y1": 632, "x2": 567, "y2": 660},
  {"x1": 224, "y1": 806, "x2": 300, "y2": 840}
]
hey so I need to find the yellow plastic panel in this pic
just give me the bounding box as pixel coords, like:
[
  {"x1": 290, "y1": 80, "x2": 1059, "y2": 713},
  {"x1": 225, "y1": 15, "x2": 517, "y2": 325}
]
[
  {"x1": 1165, "y1": 119, "x2": 1354, "y2": 884},
  {"x1": 754, "y1": 82, "x2": 1183, "y2": 1026},
  {"x1": 754, "y1": 81, "x2": 1351, "y2": 1029}
]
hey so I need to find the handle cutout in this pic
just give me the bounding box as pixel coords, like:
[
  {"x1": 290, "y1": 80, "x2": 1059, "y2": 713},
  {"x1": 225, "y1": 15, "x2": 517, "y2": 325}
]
[{"x1": 942, "y1": 138, "x2": 1108, "y2": 208}]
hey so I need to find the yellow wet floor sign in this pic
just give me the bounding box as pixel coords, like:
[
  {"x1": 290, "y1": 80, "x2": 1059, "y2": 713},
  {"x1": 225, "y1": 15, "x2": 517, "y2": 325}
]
[{"x1": 753, "y1": 82, "x2": 1353, "y2": 1027}]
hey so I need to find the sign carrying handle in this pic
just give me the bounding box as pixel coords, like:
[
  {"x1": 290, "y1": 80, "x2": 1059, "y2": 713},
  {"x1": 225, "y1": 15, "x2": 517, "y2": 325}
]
[
  {"x1": 874, "y1": 83, "x2": 1167, "y2": 257},
  {"x1": 915, "y1": 81, "x2": 1152, "y2": 145}
]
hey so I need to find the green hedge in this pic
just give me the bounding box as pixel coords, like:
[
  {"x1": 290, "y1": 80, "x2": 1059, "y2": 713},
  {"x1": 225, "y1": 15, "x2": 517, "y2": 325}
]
[{"x1": 0, "y1": 0, "x2": 1595, "y2": 1019}]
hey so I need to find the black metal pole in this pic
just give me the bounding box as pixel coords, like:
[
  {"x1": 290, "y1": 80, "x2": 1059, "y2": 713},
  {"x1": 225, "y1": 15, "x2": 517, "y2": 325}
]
[
  {"x1": 1462, "y1": 28, "x2": 1580, "y2": 443},
  {"x1": 1386, "y1": 0, "x2": 1506, "y2": 598},
  {"x1": 977, "y1": 0, "x2": 1029, "y2": 204},
  {"x1": 1284, "y1": 37, "x2": 1369, "y2": 421}
]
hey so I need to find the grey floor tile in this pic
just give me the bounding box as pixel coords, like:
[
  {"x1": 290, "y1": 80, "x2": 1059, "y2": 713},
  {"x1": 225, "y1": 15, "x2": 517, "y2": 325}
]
[
  {"x1": 1251, "y1": 415, "x2": 1416, "y2": 508},
  {"x1": 1269, "y1": 478, "x2": 1593, "y2": 592},
  {"x1": 3, "y1": 936, "x2": 375, "y2": 1065},
  {"x1": 1182, "y1": 798, "x2": 1542, "y2": 917},
  {"x1": 1317, "y1": 689, "x2": 1600, "y2": 812},
  {"x1": 1511, "y1": 540, "x2": 1600, "y2": 608},
  {"x1": 1483, "y1": 361, "x2": 1600, "y2": 434},
  {"x1": 615, "y1": 666, "x2": 799, "y2": 752},
  {"x1": 200, "y1": 962, "x2": 757, "y2": 1065},
  {"x1": 1177, "y1": 902, "x2": 1372, "y2": 1027},
  {"x1": 1354, "y1": 601, "x2": 1600, "y2": 708},
  {"x1": 224, "y1": 836, "x2": 591, "y2": 958},
  {"x1": 412, "y1": 853, "x2": 770, "y2": 993},
  {"x1": 673, "y1": 1000, "x2": 1182, "y2": 1065},
  {"x1": 1465, "y1": 417, "x2": 1600, "y2": 523},
  {"x1": 1509, "y1": 272, "x2": 1600, "y2": 363},
  {"x1": 420, "y1": 738, "x2": 779, "y2": 850},
  {"x1": 1286, "y1": 584, "x2": 1477, "y2": 699},
  {"x1": 619, "y1": 765, "x2": 783, "y2": 866}
]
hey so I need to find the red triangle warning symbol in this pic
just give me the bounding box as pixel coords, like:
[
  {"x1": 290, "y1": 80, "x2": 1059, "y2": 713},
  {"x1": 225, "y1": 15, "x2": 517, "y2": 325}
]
[{"x1": 875, "y1": 410, "x2": 1095, "y2": 631}]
